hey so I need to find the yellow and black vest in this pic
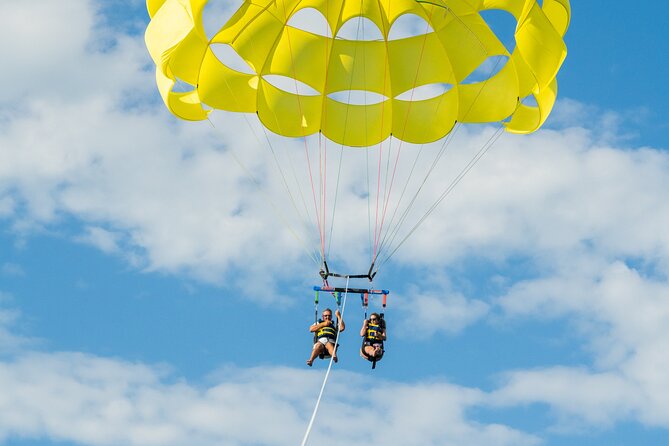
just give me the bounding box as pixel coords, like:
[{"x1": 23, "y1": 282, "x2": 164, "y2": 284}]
[
  {"x1": 316, "y1": 320, "x2": 337, "y2": 340},
  {"x1": 364, "y1": 321, "x2": 384, "y2": 343}
]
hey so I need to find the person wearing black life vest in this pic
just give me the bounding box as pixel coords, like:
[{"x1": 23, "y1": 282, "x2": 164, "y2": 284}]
[
  {"x1": 360, "y1": 313, "x2": 386, "y2": 362},
  {"x1": 307, "y1": 308, "x2": 345, "y2": 366}
]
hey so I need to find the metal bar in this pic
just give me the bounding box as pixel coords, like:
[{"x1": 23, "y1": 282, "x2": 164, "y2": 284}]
[{"x1": 313, "y1": 286, "x2": 389, "y2": 295}]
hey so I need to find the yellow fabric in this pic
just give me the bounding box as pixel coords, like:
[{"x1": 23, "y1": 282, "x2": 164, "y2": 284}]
[{"x1": 145, "y1": 0, "x2": 569, "y2": 145}]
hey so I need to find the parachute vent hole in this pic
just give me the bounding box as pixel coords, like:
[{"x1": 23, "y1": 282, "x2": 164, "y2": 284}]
[
  {"x1": 211, "y1": 44, "x2": 256, "y2": 75},
  {"x1": 288, "y1": 8, "x2": 332, "y2": 37},
  {"x1": 336, "y1": 17, "x2": 383, "y2": 41},
  {"x1": 461, "y1": 55, "x2": 509, "y2": 84},
  {"x1": 263, "y1": 75, "x2": 320, "y2": 96},
  {"x1": 479, "y1": 9, "x2": 517, "y2": 53},
  {"x1": 388, "y1": 14, "x2": 433, "y2": 40},
  {"x1": 395, "y1": 83, "x2": 453, "y2": 101},
  {"x1": 172, "y1": 78, "x2": 196, "y2": 93},
  {"x1": 327, "y1": 90, "x2": 387, "y2": 105},
  {"x1": 520, "y1": 94, "x2": 538, "y2": 107}
]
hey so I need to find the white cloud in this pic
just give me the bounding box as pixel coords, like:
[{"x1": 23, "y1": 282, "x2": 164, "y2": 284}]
[
  {"x1": 0, "y1": 293, "x2": 35, "y2": 353},
  {"x1": 395, "y1": 279, "x2": 490, "y2": 338},
  {"x1": 3, "y1": 0, "x2": 668, "y2": 290},
  {"x1": 492, "y1": 261, "x2": 669, "y2": 429},
  {"x1": 0, "y1": 352, "x2": 538, "y2": 446},
  {"x1": 75, "y1": 226, "x2": 122, "y2": 254},
  {"x1": 2, "y1": 0, "x2": 669, "y2": 439},
  {"x1": 490, "y1": 367, "x2": 641, "y2": 429},
  {"x1": 1, "y1": 263, "x2": 25, "y2": 277}
]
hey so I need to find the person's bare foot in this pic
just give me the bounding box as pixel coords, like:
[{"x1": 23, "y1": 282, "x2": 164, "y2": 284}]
[{"x1": 306, "y1": 359, "x2": 313, "y2": 367}]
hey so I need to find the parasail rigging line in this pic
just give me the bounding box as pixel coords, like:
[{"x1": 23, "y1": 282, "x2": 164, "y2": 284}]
[
  {"x1": 280, "y1": 0, "x2": 329, "y2": 261},
  {"x1": 324, "y1": 1, "x2": 368, "y2": 262},
  {"x1": 373, "y1": 48, "x2": 519, "y2": 272},
  {"x1": 205, "y1": 117, "x2": 321, "y2": 267},
  {"x1": 300, "y1": 276, "x2": 350, "y2": 446},
  {"x1": 205, "y1": 11, "x2": 330, "y2": 267},
  {"x1": 370, "y1": 8, "x2": 511, "y2": 273},
  {"x1": 372, "y1": 13, "x2": 434, "y2": 263},
  {"x1": 376, "y1": 124, "x2": 506, "y2": 270}
]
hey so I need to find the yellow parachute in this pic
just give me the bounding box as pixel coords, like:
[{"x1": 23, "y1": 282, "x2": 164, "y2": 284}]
[
  {"x1": 145, "y1": 0, "x2": 570, "y2": 147},
  {"x1": 144, "y1": 0, "x2": 570, "y2": 275}
]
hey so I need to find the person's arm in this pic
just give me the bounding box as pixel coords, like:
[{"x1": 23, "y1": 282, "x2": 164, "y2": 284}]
[
  {"x1": 336, "y1": 309, "x2": 345, "y2": 332},
  {"x1": 360, "y1": 319, "x2": 368, "y2": 337},
  {"x1": 310, "y1": 321, "x2": 327, "y2": 333}
]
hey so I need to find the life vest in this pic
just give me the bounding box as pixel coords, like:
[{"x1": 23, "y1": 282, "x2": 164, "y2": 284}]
[
  {"x1": 364, "y1": 320, "x2": 384, "y2": 343},
  {"x1": 315, "y1": 319, "x2": 337, "y2": 340}
]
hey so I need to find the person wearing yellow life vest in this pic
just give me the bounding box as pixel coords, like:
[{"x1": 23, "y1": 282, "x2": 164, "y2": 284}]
[
  {"x1": 307, "y1": 308, "x2": 345, "y2": 366},
  {"x1": 360, "y1": 313, "x2": 386, "y2": 363}
]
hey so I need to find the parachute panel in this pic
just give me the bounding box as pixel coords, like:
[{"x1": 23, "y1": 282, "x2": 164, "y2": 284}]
[
  {"x1": 258, "y1": 79, "x2": 323, "y2": 136},
  {"x1": 321, "y1": 99, "x2": 392, "y2": 147},
  {"x1": 386, "y1": 33, "x2": 456, "y2": 97},
  {"x1": 199, "y1": 49, "x2": 258, "y2": 113},
  {"x1": 391, "y1": 90, "x2": 458, "y2": 143},
  {"x1": 146, "y1": 0, "x2": 570, "y2": 143},
  {"x1": 457, "y1": 60, "x2": 519, "y2": 123}
]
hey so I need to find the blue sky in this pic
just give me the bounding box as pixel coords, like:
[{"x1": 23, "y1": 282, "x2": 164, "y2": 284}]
[{"x1": 1, "y1": 0, "x2": 669, "y2": 445}]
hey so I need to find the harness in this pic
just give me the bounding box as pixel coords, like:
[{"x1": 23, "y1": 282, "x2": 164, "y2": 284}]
[
  {"x1": 360, "y1": 317, "x2": 385, "y2": 364},
  {"x1": 311, "y1": 283, "x2": 390, "y2": 367},
  {"x1": 360, "y1": 291, "x2": 389, "y2": 370},
  {"x1": 312, "y1": 289, "x2": 342, "y2": 360},
  {"x1": 364, "y1": 321, "x2": 384, "y2": 343}
]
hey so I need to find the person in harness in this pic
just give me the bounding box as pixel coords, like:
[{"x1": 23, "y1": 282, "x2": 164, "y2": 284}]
[
  {"x1": 360, "y1": 313, "x2": 386, "y2": 364},
  {"x1": 307, "y1": 308, "x2": 345, "y2": 366}
]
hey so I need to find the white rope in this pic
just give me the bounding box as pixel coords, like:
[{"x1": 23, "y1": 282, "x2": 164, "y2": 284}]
[{"x1": 300, "y1": 276, "x2": 350, "y2": 446}]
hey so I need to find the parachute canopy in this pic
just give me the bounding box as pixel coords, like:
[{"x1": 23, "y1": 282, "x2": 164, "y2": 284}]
[{"x1": 145, "y1": 0, "x2": 570, "y2": 147}]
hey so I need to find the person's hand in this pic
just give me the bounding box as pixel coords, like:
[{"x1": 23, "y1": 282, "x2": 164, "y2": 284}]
[{"x1": 335, "y1": 309, "x2": 341, "y2": 318}]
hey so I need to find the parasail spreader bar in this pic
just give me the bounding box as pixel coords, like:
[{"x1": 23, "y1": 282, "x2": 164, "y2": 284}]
[{"x1": 313, "y1": 286, "x2": 389, "y2": 295}]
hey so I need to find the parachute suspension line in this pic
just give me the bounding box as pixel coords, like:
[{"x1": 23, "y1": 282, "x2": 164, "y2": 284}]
[
  {"x1": 304, "y1": 135, "x2": 326, "y2": 260},
  {"x1": 206, "y1": 36, "x2": 324, "y2": 266},
  {"x1": 321, "y1": 4, "x2": 365, "y2": 265},
  {"x1": 320, "y1": 129, "x2": 327, "y2": 259},
  {"x1": 322, "y1": 0, "x2": 349, "y2": 261},
  {"x1": 374, "y1": 142, "x2": 429, "y2": 257},
  {"x1": 377, "y1": 124, "x2": 505, "y2": 269},
  {"x1": 374, "y1": 46, "x2": 509, "y2": 270},
  {"x1": 257, "y1": 100, "x2": 323, "y2": 258},
  {"x1": 232, "y1": 0, "x2": 325, "y2": 265},
  {"x1": 325, "y1": 139, "x2": 346, "y2": 258},
  {"x1": 371, "y1": 4, "x2": 512, "y2": 275},
  {"x1": 255, "y1": 83, "x2": 322, "y2": 259},
  {"x1": 300, "y1": 276, "x2": 350, "y2": 446},
  {"x1": 369, "y1": 0, "x2": 392, "y2": 267},
  {"x1": 256, "y1": 122, "x2": 318, "y2": 244},
  {"x1": 280, "y1": 0, "x2": 327, "y2": 261},
  {"x1": 375, "y1": 128, "x2": 458, "y2": 259},
  {"x1": 372, "y1": 14, "x2": 434, "y2": 264},
  {"x1": 205, "y1": 118, "x2": 320, "y2": 267}
]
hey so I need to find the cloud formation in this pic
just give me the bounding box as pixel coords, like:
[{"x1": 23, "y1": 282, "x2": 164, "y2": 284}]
[
  {"x1": 0, "y1": 350, "x2": 543, "y2": 446},
  {"x1": 2, "y1": 1, "x2": 669, "y2": 444}
]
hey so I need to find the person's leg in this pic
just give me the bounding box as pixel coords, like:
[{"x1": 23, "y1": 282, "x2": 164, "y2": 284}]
[
  {"x1": 307, "y1": 342, "x2": 324, "y2": 366},
  {"x1": 363, "y1": 345, "x2": 376, "y2": 358},
  {"x1": 325, "y1": 341, "x2": 337, "y2": 362}
]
